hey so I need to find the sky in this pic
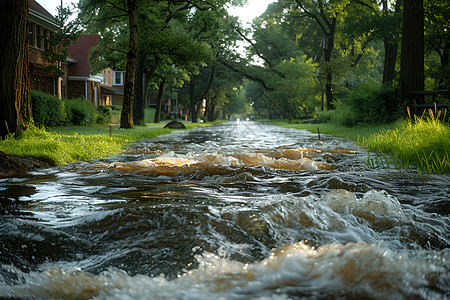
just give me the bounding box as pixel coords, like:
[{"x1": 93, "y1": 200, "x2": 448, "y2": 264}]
[{"x1": 36, "y1": 0, "x2": 275, "y2": 25}]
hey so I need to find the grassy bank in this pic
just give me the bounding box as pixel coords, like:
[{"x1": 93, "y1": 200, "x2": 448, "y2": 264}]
[
  {"x1": 269, "y1": 120, "x2": 400, "y2": 141},
  {"x1": 0, "y1": 122, "x2": 212, "y2": 166},
  {"x1": 271, "y1": 118, "x2": 450, "y2": 174},
  {"x1": 361, "y1": 117, "x2": 450, "y2": 174}
]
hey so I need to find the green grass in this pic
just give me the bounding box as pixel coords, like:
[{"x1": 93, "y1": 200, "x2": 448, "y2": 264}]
[
  {"x1": 0, "y1": 122, "x2": 212, "y2": 166},
  {"x1": 360, "y1": 117, "x2": 450, "y2": 174},
  {"x1": 269, "y1": 120, "x2": 399, "y2": 142},
  {"x1": 271, "y1": 117, "x2": 450, "y2": 174}
]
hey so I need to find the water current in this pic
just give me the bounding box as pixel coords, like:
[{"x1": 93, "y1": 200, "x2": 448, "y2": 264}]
[{"x1": 0, "y1": 121, "x2": 449, "y2": 299}]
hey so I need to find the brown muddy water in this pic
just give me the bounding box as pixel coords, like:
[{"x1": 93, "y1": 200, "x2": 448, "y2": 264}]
[{"x1": 0, "y1": 121, "x2": 448, "y2": 299}]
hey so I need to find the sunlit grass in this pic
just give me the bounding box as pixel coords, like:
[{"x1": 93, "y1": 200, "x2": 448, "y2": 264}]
[
  {"x1": 271, "y1": 115, "x2": 450, "y2": 174},
  {"x1": 269, "y1": 120, "x2": 399, "y2": 141},
  {"x1": 0, "y1": 122, "x2": 212, "y2": 166},
  {"x1": 361, "y1": 115, "x2": 450, "y2": 174}
]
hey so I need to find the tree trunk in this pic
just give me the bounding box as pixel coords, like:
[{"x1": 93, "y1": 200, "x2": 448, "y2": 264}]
[
  {"x1": 190, "y1": 78, "x2": 197, "y2": 123},
  {"x1": 382, "y1": 40, "x2": 398, "y2": 84},
  {"x1": 0, "y1": 0, "x2": 32, "y2": 138},
  {"x1": 439, "y1": 42, "x2": 449, "y2": 88},
  {"x1": 120, "y1": 0, "x2": 138, "y2": 129},
  {"x1": 323, "y1": 19, "x2": 336, "y2": 110},
  {"x1": 382, "y1": 0, "x2": 401, "y2": 85},
  {"x1": 154, "y1": 78, "x2": 167, "y2": 123},
  {"x1": 399, "y1": 0, "x2": 424, "y2": 105},
  {"x1": 207, "y1": 98, "x2": 216, "y2": 122},
  {"x1": 133, "y1": 52, "x2": 145, "y2": 125}
]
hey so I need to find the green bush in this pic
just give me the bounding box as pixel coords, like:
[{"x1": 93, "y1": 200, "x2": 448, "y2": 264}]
[
  {"x1": 335, "y1": 83, "x2": 396, "y2": 126},
  {"x1": 313, "y1": 109, "x2": 335, "y2": 124},
  {"x1": 63, "y1": 97, "x2": 98, "y2": 125},
  {"x1": 97, "y1": 105, "x2": 112, "y2": 124},
  {"x1": 144, "y1": 108, "x2": 156, "y2": 123},
  {"x1": 31, "y1": 90, "x2": 65, "y2": 126}
]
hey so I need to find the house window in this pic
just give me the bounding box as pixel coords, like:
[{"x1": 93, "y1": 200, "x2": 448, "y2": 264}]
[
  {"x1": 114, "y1": 71, "x2": 123, "y2": 85},
  {"x1": 34, "y1": 24, "x2": 40, "y2": 49},
  {"x1": 28, "y1": 22, "x2": 34, "y2": 46},
  {"x1": 108, "y1": 71, "x2": 111, "y2": 84}
]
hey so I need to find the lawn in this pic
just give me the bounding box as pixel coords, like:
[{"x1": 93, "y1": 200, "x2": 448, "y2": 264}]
[
  {"x1": 0, "y1": 122, "x2": 211, "y2": 166},
  {"x1": 271, "y1": 118, "x2": 450, "y2": 174}
]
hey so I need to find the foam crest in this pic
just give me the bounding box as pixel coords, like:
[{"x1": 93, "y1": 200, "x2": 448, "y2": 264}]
[
  {"x1": 2, "y1": 242, "x2": 445, "y2": 299},
  {"x1": 95, "y1": 150, "x2": 335, "y2": 177},
  {"x1": 236, "y1": 153, "x2": 334, "y2": 170},
  {"x1": 265, "y1": 194, "x2": 346, "y2": 232},
  {"x1": 322, "y1": 189, "x2": 405, "y2": 218}
]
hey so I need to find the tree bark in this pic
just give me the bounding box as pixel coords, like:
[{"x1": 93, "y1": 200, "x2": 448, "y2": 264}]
[
  {"x1": 120, "y1": 0, "x2": 138, "y2": 129},
  {"x1": 133, "y1": 52, "x2": 145, "y2": 125},
  {"x1": 382, "y1": 0, "x2": 401, "y2": 85},
  {"x1": 382, "y1": 40, "x2": 398, "y2": 84},
  {"x1": 154, "y1": 78, "x2": 167, "y2": 123},
  {"x1": 399, "y1": 0, "x2": 424, "y2": 105},
  {"x1": 0, "y1": 0, "x2": 32, "y2": 138},
  {"x1": 324, "y1": 32, "x2": 335, "y2": 110},
  {"x1": 190, "y1": 78, "x2": 197, "y2": 123}
]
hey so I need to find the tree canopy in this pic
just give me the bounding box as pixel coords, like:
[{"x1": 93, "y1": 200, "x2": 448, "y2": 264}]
[{"x1": 1, "y1": 0, "x2": 449, "y2": 135}]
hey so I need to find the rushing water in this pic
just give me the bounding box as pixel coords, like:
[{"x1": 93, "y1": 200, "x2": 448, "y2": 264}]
[{"x1": 0, "y1": 121, "x2": 449, "y2": 299}]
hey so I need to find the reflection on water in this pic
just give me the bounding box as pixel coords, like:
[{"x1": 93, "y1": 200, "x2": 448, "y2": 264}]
[{"x1": 0, "y1": 121, "x2": 449, "y2": 299}]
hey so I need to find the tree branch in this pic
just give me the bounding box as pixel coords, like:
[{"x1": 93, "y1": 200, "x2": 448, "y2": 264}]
[{"x1": 105, "y1": 0, "x2": 127, "y2": 13}]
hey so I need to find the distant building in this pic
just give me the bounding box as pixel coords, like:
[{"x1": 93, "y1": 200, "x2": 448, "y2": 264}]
[
  {"x1": 100, "y1": 68, "x2": 125, "y2": 106},
  {"x1": 65, "y1": 34, "x2": 103, "y2": 106},
  {"x1": 28, "y1": 0, "x2": 61, "y2": 97}
]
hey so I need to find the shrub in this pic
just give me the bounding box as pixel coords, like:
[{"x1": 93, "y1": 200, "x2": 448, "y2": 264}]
[
  {"x1": 63, "y1": 97, "x2": 97, "y2": 125},
  {"x1": 335, "y1": 82, "x2": 396, "y2": 126},
  {"x1": 97, "y1": 105, "x2": 112, "y2": 124},
  {"x1": 144, "y1": 108, "x2": 155, "y2": 123},
  {"x1": 313, "y1": 109, "x2": 335, "y2": 124},
  {"x1": 31, "y1": 90, "x2": 65, "y2": 126}
]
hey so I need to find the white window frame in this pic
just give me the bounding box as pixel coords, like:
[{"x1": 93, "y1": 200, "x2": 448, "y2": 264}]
[{"x1": 114, "y1": 71, "x2": 123, "y2": 85}]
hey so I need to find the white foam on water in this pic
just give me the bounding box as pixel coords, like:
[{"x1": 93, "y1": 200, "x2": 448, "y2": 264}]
[
  {"x1": 321, "y1": 189, "x2": 405, "y2": 219},
  {"x1": 1, "y1": 242, "x2": 445, "y2": 299}
]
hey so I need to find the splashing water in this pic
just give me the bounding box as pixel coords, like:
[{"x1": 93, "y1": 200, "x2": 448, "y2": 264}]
[{"x1": 0, "y1": 121, "x2": 448, "y2": 299}]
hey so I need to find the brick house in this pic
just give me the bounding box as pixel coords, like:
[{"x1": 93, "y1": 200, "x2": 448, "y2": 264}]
[
  {"x1": 65, "y1": 34, "x2": 103, "y2": 106},
  {"x1": 28, "y1": 0, "x2": 61, "y2": 97},
  {"x1": 100, "y1": 68, "x2": 125, "y2": 106}
]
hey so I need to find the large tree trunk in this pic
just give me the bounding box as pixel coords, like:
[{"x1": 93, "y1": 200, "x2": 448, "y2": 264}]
[
  {"x1": 399, "y1": 0, "x2": 424, "y2": 105},
  {"x1": 324, "y1": 35, "x2": 334, "y2": 110},
  {"x1": 0, "y1": 0, "x2": 32, "y2": 138},
  {"x1": 120, "y1": 0, "x2": 138, "y2": 129},
  {"x1": 154, "y1": 78, "x2": 167, "y2": 123},
  {"x1": 382, "y1": 41, "x2": 398, "y2": 84},
  {"x1": 189, "y1": 78, "x2": 197, "y2": 123},
  {"x1": 322, "y1": 18, "x2": 336, "y2": 110},
  {"x1": 439, "y1": 42, "x2": 449, "y2": 88},
  {"x1": 382, "y1": 0, "x2": 401, "y2": 85},
  {"x1": 133, "y1": 53, "x2": 145, "y2": 125}
]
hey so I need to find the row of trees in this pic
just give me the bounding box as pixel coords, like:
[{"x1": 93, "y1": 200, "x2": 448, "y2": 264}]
[
  {"x1": 79, "y1": 0, "x2": 247, "y2": 127},
  {"x1": 1, "y1": 0, "x2": 449, "y2": 137},
  {"x1": 237, "y1": 0, "x2": 449, "y2": 120}
]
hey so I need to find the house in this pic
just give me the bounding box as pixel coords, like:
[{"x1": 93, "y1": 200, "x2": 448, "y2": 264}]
[
  {"x1": 65, "y1": 34, "x2": 104, "y2": 105},
  {"x1": 28, "y1": 0, "x2": 61, "y2": 97},
  {"x1": 100, "y1": 68, "x2": 125, "y2": 106}
]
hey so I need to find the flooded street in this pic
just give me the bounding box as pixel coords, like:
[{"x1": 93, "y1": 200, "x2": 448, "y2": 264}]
[{"x1": 0, "y1": 121, "x2": 449, "y2": 299}]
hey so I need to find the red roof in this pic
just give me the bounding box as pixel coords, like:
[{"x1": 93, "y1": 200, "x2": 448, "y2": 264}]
[
  {"x1": 29, "y1": 0, "x2": 57, "y2": 23},
  {"x1": 68, "y1": 35, "x2": 100, "y2": 77}
]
